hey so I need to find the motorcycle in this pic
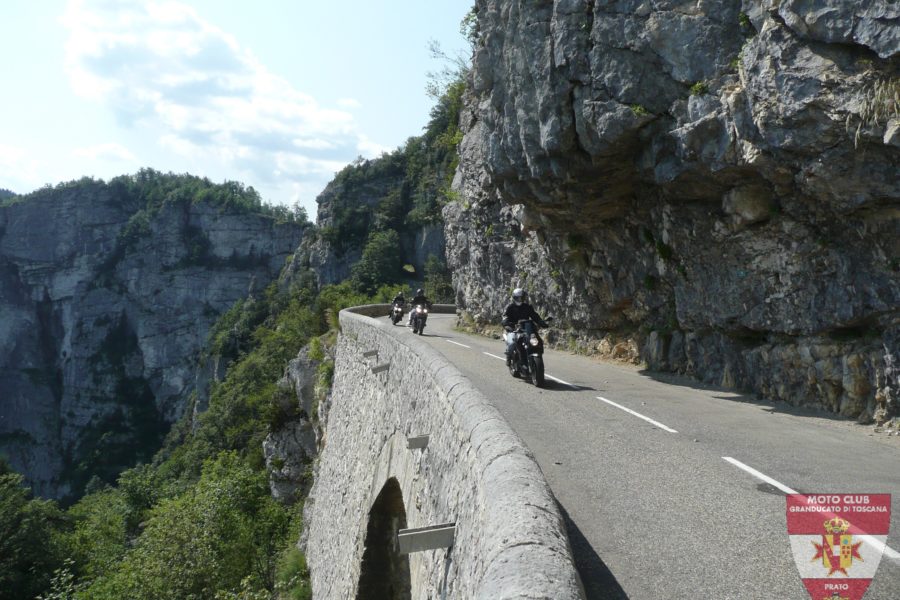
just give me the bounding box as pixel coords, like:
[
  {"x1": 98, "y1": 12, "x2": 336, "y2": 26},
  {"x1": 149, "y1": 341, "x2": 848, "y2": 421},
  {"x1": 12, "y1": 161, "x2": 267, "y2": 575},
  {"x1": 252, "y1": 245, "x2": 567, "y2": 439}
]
[
  {"x1": 389, "y1": 301, "x2": 404, "y2": 325},
  {"x1": 411, "y1": 304, "x2": 429, "y2": 335},
  {"x1": 507, "y1": 317, "x2": 552, "y2": 387}
]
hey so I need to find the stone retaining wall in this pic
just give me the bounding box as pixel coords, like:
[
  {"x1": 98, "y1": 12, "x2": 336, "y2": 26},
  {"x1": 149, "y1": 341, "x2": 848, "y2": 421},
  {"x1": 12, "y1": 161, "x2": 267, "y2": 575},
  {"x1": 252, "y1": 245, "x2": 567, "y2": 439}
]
[{"x1": 302, "y1": 304, "x2": 583, "y2": 599}]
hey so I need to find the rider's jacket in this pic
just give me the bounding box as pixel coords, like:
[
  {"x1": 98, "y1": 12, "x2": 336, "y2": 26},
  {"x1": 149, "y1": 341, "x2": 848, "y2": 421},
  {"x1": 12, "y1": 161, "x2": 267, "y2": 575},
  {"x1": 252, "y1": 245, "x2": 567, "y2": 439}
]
[
  {"x1": 411, "y1": 294, "x2": 431, "y2": 308},
  {"x1": 501, "y1": 302, "x2": 547, "y2": 330}
]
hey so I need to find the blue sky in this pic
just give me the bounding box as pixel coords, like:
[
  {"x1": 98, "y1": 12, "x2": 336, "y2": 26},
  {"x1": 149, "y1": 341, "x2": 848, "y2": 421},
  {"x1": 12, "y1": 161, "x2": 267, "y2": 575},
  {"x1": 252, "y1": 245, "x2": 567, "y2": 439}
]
[{"x1": 0, "y1": 0, "x2": 472, "y2": 216}]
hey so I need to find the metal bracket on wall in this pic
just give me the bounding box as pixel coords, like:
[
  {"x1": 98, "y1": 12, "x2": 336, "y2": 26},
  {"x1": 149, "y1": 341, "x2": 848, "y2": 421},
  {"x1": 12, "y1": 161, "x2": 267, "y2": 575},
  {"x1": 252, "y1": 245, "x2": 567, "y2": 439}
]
[
  {"x1": 407, "y1": 435, "x2": 429, "y2": 450},
  {"x1": 370, "y1": 363, "x2": 390, "y2": 374},
  {"x1": 397, "y1": 522, "x2": 456, "y2": 554}
]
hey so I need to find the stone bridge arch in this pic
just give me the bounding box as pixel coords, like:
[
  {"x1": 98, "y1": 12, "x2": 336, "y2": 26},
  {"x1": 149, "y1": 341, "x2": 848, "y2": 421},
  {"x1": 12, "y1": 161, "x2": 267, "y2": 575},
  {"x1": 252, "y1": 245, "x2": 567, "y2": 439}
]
[
  {"x1": 356, "y1": 477, "x2": 411, "y2": 600},
  {"x1": 302, "y1": 305, "x2": 583, "y2": 599}
]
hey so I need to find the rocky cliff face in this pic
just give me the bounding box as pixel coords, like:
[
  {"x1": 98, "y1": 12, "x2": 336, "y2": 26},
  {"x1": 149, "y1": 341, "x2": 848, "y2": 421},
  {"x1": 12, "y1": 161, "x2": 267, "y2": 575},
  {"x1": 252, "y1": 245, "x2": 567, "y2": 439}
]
[
  {"x1": 0, "y1": 181, "x2": 305, "y2": 499},
  {"x1": 445, "y1": 1, "x2": 899, "y2": 421}
]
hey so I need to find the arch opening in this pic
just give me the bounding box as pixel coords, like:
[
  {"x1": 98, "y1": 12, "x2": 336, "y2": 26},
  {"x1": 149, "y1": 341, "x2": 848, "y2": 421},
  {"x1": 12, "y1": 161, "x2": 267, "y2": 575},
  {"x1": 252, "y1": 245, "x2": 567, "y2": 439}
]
[{"x1": 355, "y1": 477, "x2": 411, "y2": 600}]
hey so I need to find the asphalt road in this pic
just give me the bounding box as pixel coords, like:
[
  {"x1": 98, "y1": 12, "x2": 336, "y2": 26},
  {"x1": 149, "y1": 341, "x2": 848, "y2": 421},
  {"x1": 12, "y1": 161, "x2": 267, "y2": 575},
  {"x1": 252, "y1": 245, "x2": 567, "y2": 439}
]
[{"x1": 406, "y1": 314, "x2": 900, "y2": 600}]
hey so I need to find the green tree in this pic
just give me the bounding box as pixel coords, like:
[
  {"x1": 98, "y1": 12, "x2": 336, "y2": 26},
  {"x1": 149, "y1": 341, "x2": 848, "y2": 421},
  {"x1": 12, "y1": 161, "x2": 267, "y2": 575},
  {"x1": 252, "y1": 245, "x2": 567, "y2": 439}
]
[
  {"x1": 63, "y1": 488, "x2": 127, "y2": 580},
  {"x1": 84, "y1": 452, "x2": 294, "y2": 600},
  {"x1": 350, "y1": 230, "x2": 402, "y2": 294},
  {"x1": 0, "y1": 469, "x2": 66, "y2": 600},
  {"x1": 424, "y1": 254, "x2": 455, "y2": 303}
]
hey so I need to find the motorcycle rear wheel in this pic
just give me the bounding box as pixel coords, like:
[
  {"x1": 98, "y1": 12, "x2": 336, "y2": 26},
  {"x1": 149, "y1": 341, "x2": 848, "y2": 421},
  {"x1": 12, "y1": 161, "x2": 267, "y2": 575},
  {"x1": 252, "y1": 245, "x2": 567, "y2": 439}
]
[{"x1": 529, "y1": 355, "x2": 544, "y2": 387}]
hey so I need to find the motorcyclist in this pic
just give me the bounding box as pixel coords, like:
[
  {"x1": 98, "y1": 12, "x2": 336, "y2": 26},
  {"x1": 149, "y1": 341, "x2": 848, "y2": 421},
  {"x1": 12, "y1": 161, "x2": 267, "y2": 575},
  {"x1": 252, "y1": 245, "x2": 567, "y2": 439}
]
[
  {"x1": 408, "y1": 288, "x2": 432, "y2": 327},
  {"x1": 502, "y1": 288, "x2": 548, "y2": 363},
  {"x1": 389, "y1": 290, "x2": 405, "y2": 320}
]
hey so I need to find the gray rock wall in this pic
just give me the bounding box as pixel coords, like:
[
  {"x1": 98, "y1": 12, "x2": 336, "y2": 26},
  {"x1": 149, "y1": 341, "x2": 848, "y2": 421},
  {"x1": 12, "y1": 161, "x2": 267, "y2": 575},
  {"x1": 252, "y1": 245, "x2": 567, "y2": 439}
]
[
  {"x1": 302, "y1": 305, "x2": 582, "y2": 599},
  {"x1": 0, "y1": 186, "x2": 305, "y2": 499},
  {"x1": 445, "y1": 0, "x2": 899, "y2": 422}
]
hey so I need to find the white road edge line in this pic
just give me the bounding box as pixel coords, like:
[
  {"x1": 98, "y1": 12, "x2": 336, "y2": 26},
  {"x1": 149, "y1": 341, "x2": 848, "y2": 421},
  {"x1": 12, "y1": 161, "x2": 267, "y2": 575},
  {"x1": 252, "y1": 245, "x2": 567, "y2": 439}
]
[
  {"x1": 596, "y1": 396, "x2": 678, "y2": 433},
  {"x1": 483, "y1": 352, "x2": 505, "y2": 360},
  {"x1": 445, "y1": 339, "x2": 471, "y2": 349},
  {"x1": 722, "y1": 456, "x2": 900, "y2": 563}
]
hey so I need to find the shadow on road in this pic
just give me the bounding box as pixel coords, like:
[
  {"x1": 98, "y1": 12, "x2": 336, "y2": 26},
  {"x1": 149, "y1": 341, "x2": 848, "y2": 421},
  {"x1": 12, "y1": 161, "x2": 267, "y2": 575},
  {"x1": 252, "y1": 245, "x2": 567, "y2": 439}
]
[
  {"x1": 542, "y1": 379, "x2": 596, "y2": 393},
  {"x1": 636, "y1": 368, "x2": 857, "y2": 424},
  {"x1": 557, "y1": 501, "x2": 630, "y2": 600}
]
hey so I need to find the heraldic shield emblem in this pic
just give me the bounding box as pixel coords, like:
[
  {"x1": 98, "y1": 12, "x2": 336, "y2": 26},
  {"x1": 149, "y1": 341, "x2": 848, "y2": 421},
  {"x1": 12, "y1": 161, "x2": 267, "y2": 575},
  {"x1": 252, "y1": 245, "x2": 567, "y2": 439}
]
[{"x1": 787, "y1": 494, "x2": 892, "y2": 600}]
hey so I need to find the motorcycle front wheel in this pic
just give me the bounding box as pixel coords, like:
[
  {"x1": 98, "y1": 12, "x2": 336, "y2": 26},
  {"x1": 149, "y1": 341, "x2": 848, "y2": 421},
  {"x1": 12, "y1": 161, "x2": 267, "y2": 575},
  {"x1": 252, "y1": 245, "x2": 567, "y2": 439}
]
[
  {"x1": 508, "y1": 355, "x2": 520, "y2": 378},
  {"x1": 529, "y1": 355, "x2": 544, "y2": 387}
]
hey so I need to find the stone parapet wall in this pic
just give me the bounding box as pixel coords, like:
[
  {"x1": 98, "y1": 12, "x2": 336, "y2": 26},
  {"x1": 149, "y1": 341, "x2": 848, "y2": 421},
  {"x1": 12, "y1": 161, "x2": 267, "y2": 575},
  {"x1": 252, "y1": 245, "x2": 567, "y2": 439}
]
[{"x1": 302, "y1": 304, "x2": 583, "y2": 599}]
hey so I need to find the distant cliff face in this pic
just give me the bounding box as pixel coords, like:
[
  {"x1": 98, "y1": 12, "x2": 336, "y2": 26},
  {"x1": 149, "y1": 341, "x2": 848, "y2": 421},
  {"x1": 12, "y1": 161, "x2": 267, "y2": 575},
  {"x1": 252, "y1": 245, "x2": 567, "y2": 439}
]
[
  {"x1": 446, "y1": 1, "x2": 899, "y2": 420},
  {"x1": 0, "y1": 180, "x2": 305, "y2": 499}
]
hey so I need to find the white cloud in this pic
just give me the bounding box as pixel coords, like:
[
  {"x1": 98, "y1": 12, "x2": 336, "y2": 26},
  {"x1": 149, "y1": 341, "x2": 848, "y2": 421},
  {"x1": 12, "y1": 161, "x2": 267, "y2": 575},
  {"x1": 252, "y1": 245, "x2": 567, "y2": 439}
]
[
  {"x1": 337, "y1": 97, "x2": 362, "y2": 109},
  {"x1": 292, "y1": 138, "x2": 336, "y2": 150},
  {"x1": 0, "y1": 145, "x2": 41, "y2": 191},
  {"x1": 60, "y1": 0, "x2": 386, "y2": 203},
  {"x1": 73, "y1": 142, "x2": 136, "y2": 162},
  {"x1": 356, "y1": 134, "x2": 392, "y2": 158}
]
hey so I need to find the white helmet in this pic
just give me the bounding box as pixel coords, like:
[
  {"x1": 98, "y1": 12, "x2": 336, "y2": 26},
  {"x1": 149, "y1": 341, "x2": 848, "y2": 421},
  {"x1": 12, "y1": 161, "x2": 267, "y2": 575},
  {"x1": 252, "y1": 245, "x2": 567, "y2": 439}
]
[{"x1": 512, "y1": 288, "x2": 527, "y2": 305}]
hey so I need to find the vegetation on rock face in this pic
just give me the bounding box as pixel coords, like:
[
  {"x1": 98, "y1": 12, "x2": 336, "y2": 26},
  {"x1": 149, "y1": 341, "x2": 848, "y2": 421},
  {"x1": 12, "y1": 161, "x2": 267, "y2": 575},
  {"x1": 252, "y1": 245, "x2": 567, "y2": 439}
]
[
  {"x1": 0, "y1": 147, "x2": 457, "y2": 595},
  {"x1": 0, "y1": 20, "x2": 467, "y2": 597},
  {"x1": 0, "y1": 459, "x2": 66, "y2": 600},
  {"x1": 351, "y1": 230, "x2": 403, "y2": 294},
  {"x1": 319, "y1": 73, "x2": 465, "y2": 261},
  {"x1": 110, "y1": 169, "x2": 311, "y2": 226},
  {"x1": 424, "y1": 254, "x2": 455, "y2": 303},
  {"x1": 0, "y1": 273, "x2": 383, "y2": 599}
]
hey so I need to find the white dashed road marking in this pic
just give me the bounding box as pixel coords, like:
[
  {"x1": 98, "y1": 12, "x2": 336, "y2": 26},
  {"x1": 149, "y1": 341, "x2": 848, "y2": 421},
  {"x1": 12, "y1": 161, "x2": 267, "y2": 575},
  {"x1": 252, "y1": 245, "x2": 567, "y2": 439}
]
[
  {"x1": 470, "y1": 333, "x2": 900, "y2": 563},
  {"x1": 596, "y1": 396, "x2": 678, "y2": 433},
  {"x1": 445, "y1": 339, "x2": 471, "y2": 349}
]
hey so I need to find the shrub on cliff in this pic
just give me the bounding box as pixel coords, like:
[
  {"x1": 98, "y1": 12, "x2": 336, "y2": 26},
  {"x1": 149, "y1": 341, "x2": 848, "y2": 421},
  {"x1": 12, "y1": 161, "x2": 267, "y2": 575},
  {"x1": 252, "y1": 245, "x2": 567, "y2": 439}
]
[
  {"x1": 0, "y1": 466, "x2": 67, "y2": 600},
  {"x1": 350, "y1": 230, "x2": 403, "y2": 294}
]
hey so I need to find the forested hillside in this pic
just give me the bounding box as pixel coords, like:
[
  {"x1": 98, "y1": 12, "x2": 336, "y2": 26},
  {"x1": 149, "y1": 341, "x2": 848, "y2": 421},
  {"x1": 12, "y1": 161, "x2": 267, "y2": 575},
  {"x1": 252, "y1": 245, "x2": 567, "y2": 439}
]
[{"x1": 0, "y1": 67, "x2": 465, "y2": 600}]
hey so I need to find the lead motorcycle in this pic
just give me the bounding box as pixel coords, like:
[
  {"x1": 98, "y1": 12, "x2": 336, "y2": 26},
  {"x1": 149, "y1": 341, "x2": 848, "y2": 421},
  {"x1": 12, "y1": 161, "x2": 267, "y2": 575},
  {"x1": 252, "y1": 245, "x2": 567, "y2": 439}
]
[
  {"x1": 389, "y1": 301, "x2": 404, "y2": 325},
  {"x1": 411, "y1": 304, "x2": 429, "y2": 335},
  {"x1": 507, "y1": 317, "x2": 552, "y2": 387}
]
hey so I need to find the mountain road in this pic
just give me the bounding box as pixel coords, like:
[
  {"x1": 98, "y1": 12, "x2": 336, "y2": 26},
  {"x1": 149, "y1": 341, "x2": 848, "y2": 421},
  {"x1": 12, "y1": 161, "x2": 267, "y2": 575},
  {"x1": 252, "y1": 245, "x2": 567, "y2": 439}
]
[{"x1": 406, "y1": 314, "x2": 900, "y2": 600}]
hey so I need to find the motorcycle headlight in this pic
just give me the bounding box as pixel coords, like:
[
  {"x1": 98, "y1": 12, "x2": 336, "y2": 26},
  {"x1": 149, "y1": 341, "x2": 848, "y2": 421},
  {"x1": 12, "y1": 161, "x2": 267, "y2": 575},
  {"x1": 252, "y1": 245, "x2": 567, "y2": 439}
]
[
  {"x1": 424, "y1": 308, "x2": 429, "y2": 314},
  {"x1": 529, "y1": 335, "x2": 540, "y2": 347}
]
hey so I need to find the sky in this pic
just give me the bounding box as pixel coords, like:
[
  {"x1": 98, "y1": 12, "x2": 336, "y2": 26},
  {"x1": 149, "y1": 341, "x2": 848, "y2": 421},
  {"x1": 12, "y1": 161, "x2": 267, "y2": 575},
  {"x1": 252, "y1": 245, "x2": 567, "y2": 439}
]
[{"x1": 0, "y1": 0, "x2": 473, "y2": 217}]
